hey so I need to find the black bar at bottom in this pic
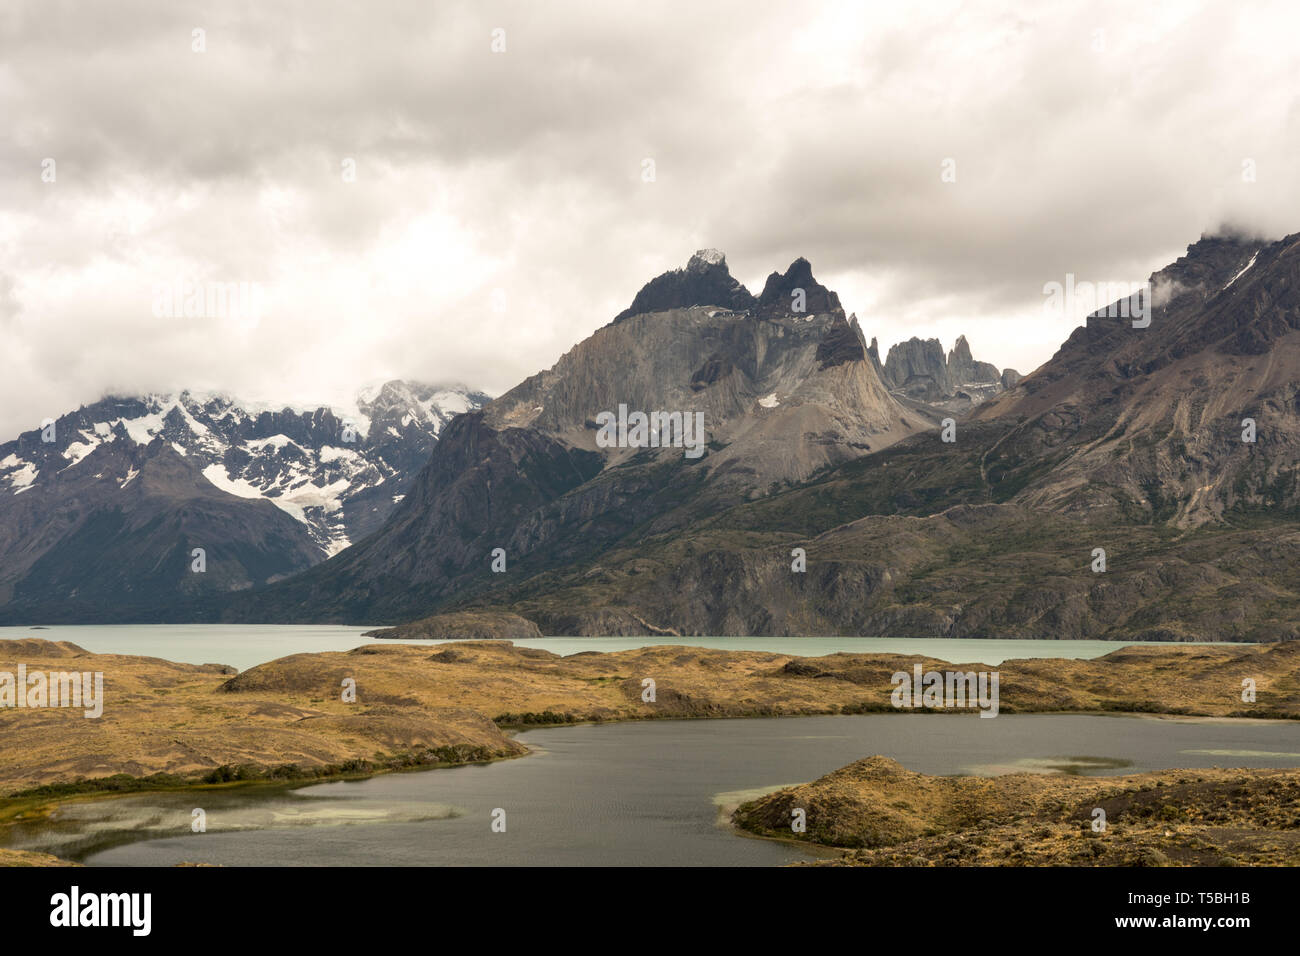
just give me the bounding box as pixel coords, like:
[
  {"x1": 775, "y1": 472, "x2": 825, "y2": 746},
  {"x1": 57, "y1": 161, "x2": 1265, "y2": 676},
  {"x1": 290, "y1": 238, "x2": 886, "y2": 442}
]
[{"x1": 0, "y1": 864, "x2": 1281, "y2": 943}]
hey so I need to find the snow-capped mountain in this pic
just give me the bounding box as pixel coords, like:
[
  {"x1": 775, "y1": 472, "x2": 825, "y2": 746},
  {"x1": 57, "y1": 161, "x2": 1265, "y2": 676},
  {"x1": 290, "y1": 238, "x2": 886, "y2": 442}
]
[{"x1": 0, "y1": 381, "x2": 490, "y2": 556}]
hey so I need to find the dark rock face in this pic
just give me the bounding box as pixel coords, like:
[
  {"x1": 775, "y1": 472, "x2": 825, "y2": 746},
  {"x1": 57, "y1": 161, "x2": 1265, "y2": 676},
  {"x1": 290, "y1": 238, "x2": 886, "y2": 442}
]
[
  {"x1": 1170, "y1": 234, "x2": 1300, "y2": 358},
  {"x1": 0, "y1": 437, "x2": 323, "y2": 622},
  {"x1": 1000, "y1": 368, "x2": 1022, "y2": 389},
  {"x1": 613, "y1": 249, "x2": 755, "y2": 322},
  {"x1": 1023, "y1": 233, "x2": 1272, "y2": 396},
  {"x1": 815, "y1": 315, "x2": 868, "y2": 369},
  {"x1": 221, "y1": 411, "x2": 607, "y2": 623},
  {"x1": 756, "y1": 257, "x2": 843, "y2": 318},
  {"x1": 689, "y1": 352, "x2": 735, "y2": 390},
  {"x1": 971, "y1": 229, "x2": 1300, "y2": 527}
]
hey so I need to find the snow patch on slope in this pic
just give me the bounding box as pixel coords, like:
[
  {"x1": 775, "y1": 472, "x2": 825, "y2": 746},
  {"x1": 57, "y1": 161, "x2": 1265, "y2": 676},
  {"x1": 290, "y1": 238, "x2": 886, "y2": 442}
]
[
  {"x1": 202, "y1": 463, "x2": 308, "y2": 523},
  {"x1": 61, "y1": 438, "x2": 100, "y2": 469},
  {"x1": 3, "y1": 454, "x2": 38, "y2": 493},
  {"x1": 1223, "y1": 252, "x2": 1259, "y2": 290},
  {"x1": 247, "y1": 434, "x2": 296, "y2": 452}
]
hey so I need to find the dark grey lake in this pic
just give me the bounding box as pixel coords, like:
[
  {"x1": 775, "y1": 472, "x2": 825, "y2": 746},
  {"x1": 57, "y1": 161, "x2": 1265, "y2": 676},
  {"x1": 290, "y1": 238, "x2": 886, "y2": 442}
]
[{"x1": 8, "y1": 713, "x2": 1297, "y2": 867}]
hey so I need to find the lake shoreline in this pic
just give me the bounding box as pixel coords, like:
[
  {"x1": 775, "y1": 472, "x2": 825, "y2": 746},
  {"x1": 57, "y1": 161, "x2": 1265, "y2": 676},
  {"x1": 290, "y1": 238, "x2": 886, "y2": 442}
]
[
  {"x1": 1, "y1": 636, "x2": 1297, "y2": 866},
  {"x1": 0, "y1": 623, "x2": 1258, "y2": 672},
  {"x1": 732, "y1": 756, "x2": 1300, "y2": 866},
  {"x1": 5, "y1": 706, "x2": 1298, "y2": 867}
]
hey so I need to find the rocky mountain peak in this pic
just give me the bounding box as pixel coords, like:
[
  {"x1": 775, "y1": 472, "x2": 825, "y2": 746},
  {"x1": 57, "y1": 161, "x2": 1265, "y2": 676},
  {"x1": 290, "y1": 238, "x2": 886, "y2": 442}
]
[
  {"x1": 949, "y1": 335, "x2": 973, "y2": 364},
  {"x1": 357, "y1": 380, "x2": 489, "y2": 431},
  {"x1": 756, "y1": 257, "x2": 843, "y2": 319},
  {"x1": 946, "y1": 334, "x2": 1001, "y2": 386},
  {"x1": 613, "y1": 250, "x2": 755, "y2": 322},
  {"x1": 972, "y1": 227, "x2": 1300, "y2": 529},
  {"x1": 864, "y1": 333, "x2": 886, "y2": 378},
  {"x1": 1146, "y1": 232, "x2": 1273, "y2": 315},
  {"x1": 883, "y1": 337, "x2": 950, "y2": 400},
  {"x1": 687, "y1": 248, "x2": 726, "y2": 271}
]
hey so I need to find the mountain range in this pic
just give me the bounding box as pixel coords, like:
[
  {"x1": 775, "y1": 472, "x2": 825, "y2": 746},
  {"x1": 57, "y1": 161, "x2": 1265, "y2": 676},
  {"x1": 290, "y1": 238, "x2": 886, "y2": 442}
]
[
  {"x1": 0, "y1": 383, "x2": 488, "y2": 621},
  {"x1": 3, "y1": 232, "x2": 1298, "y2": 642}
]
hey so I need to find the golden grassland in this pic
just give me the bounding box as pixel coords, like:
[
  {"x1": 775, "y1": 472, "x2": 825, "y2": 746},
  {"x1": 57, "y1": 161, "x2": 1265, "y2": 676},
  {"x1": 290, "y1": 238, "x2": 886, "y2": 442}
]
[{"x1": 1, "y1": 636, "x2": 1296, "y2": 793}]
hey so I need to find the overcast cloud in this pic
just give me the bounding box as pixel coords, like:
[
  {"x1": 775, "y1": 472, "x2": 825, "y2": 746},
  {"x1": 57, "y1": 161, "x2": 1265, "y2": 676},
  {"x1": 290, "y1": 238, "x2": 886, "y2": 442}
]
[{"x1": 3, "y1": 0, "x2": 1300, "y2": 437}]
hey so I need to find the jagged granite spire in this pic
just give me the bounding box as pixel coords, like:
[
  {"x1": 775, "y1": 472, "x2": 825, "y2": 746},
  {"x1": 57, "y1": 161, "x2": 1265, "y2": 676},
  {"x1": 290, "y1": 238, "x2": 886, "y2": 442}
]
[
  {"x1": 756, "y1": 257, "x2": 843, "y2": 319},
  {"x1": 946, "y1": 335, "x2": 1001, "y2": 385},
  {"x1": 864, "y1": 332, "x2": 885, "y2": 378},
  {"x1": 614, "y1": 249, "x2": 755, "y2": 322},
  {"x1": 883, "y1": 337, "x2": 951, "y2": 398}
]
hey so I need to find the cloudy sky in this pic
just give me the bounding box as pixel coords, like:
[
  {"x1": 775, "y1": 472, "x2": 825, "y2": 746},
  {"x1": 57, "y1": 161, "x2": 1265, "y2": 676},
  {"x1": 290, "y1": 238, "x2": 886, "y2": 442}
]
[{"x1": 3, "y1": 0, "x2": 1300, "y2": 437}]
